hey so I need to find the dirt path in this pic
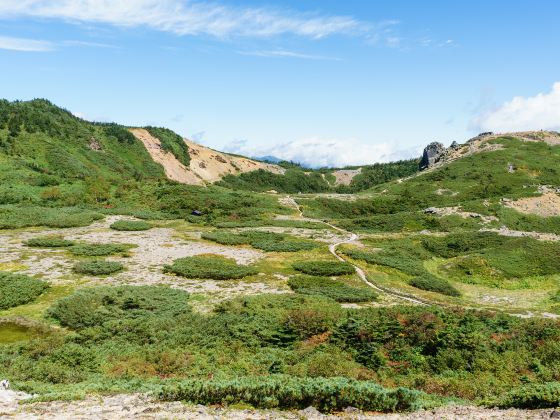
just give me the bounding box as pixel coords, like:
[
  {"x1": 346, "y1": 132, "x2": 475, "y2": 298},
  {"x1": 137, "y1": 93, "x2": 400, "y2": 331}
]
[{"x1": 284, "y1": 196, "x2": 427, "y2": 305}]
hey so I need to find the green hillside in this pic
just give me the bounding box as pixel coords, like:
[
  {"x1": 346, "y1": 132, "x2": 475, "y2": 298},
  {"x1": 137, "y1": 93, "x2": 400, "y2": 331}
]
[{"x1": 3, "y1": 101, "x2": 560, "y2": 412}]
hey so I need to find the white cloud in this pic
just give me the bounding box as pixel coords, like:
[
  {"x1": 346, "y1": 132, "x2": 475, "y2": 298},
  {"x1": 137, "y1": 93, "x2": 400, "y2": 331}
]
[
  {"x1": 473, "y1": 82, "x2": 560, "y2": 132},
  {"x1": 237, "y1": 49, "x2": 340, "y2": 61},
  {"x1": 0, "y1": 0, "x2": 366, "y2": 39},
  {"x1": 0, "y1": 35, "x2": 53, "y2": 51},
  {"x1": 223, "y1": 137, "x2": 421, "y2": 168}
]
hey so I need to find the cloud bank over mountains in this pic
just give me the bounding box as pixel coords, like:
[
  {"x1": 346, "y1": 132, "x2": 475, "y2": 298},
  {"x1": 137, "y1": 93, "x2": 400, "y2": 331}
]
[{"x1": 223, "y1": 137, "x2": 422, "y2": 168}]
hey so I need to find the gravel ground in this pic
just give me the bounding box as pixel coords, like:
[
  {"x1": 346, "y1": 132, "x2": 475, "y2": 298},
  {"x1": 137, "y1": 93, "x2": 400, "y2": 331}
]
[{"x1": 1, "y1": 392, "x2": 557, "y2": 420}]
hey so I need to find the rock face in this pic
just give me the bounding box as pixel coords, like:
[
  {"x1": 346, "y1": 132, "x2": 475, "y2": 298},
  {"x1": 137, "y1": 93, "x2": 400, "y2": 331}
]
[{"x1": 419, "y1": 142, "x2": 447, "y2": 170}]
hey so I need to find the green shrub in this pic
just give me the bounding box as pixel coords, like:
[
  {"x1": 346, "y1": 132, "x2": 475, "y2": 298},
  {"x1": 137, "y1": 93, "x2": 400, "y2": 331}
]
[
  {"x1": 201, "y1": 231, "x2": 249, "y2": 246},
  {"x1": 25, "y1": 236, "x2": 74, "y2": 248},
  {"x1": 48, "y1": 285, "x2": 191, "y2": 330},
  {"x1": 0, "y1": 271, "x2": 49, "y2": 309},
  {"x1": 292, "y1": 260, "x2": 355, "y2": 276},
  {"x1": 73, "y1": 260, "x2": 124, "y2": 275},
  {"x1": 109, "y1": 220, "x2": 151, "y2": 231},
  {"x1": 409, "y1": 274, "x2": 460, "y2": 297},
  {"x1": 202, "y1": 230, "x2": 320, "y2": 253},
  {"x1": 288, "y1": 275, "x2": 377, "y2": 303},
  {"x1": 164, "y1": 255, "x2": 258, "y2": 280},
  {"x1": 0, "y1": 206, "x2": 103, "y2": 229},
  {"x1": 159, "y1": 375, "x2": 422, "y2": 413},
  {"x1": 493, "y1": 382, "x2": 560, "y2": 409},
  {"x1": 69, "y1": 243, "x2": 132, "y2": 257},
  {"x1": 250, "y1": 239, "x2": 319, "y2": 252}
]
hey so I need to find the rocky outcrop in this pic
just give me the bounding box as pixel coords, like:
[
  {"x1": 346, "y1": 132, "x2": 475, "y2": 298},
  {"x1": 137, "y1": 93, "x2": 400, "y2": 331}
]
[{"x1": 419, "y1": 142, "x2": 447, "y2": 170}]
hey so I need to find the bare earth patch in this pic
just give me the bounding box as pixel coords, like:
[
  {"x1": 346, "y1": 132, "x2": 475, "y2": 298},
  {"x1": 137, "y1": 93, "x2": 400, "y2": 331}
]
[
  {"x1": 505, "y1": 191, "x2": 560, "y2": 217},
  {"x1": 332, "y1": 168, "x2": 361, "y2": 186}
]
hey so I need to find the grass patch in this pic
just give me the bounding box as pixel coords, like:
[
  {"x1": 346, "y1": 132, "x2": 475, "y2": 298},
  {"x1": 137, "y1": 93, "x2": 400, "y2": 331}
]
[
  {"x1": 69, "y1": 243, "x2": 132, "y2": 257},
  {"x1": 288, "y1": 275, "x2": 378, "y2": 303},
  {"x1": 25, "y1": 236, "x2": 74, "y2": 248},
  {"x1": 164, "y1": 255, "x2": 258, "y2": 280},
  {"x1": 0, "y1": 271, "x2": 49, "y2": 310},
  {"x1": 292, "y1": 260, "x2": 355, "y2": 276},
  {"x1": 73, "y1": 260, "x2": 124, "y2": 276}
]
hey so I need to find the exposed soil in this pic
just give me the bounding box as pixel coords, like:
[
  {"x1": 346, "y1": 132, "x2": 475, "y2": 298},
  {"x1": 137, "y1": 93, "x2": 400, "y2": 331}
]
[
  {"x1": 130, "y1": 128, "x2": 203, "y2": 185},
  {"x1": 332, "y1": 168, "x2": 362, "y2": 186},
  {"x1": 505, "y1": 192, "x2": 560, "y2": 217}
]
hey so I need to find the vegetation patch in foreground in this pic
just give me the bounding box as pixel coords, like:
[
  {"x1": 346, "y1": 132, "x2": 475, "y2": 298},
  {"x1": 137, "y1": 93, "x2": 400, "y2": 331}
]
[
  {"x1": 25, "y1": 236, "x2": 74, "y2": 248},
  {"x1": 288, "y1": 275, "x2": 377, "y2": 303},
  {"x1": 0, "y1": 271, "x2": 49, "y2": 310},
  {"x1": 48, "y1": 285, "x2": 190, "y2": 329},
  {"x1": 73, "y1": 260, "x2": 124, "y2": 276},
  {"x1": 159, "y1": 375, "x2": 422, "y2": 413},
  {"x1": 292, "y1": 260, "x2": 355, "y2": 277},
  {"x1": 110, "y1": 220, "x2": 151, "y2": 231},
  {"x1": 164, "y1": 255, "x2": 258, "y2": 280}
]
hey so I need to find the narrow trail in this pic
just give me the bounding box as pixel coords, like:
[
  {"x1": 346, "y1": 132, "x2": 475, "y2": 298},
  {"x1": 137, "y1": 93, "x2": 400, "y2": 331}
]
[
  {"x1": 282, "y1": 196, "x2": 560, "y2": 318},
  {"x1": 284, "y1": 196, "x2": 427, "y2": 306}
]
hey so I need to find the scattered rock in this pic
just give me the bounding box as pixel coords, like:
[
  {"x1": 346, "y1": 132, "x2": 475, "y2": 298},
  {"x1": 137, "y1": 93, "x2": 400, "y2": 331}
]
[
  {"x1": 551, "y1": 410, "x2": 560, "y2": 418},
  {"x1": 298, "y1": 406, "x2": 324, "y2": 418}
]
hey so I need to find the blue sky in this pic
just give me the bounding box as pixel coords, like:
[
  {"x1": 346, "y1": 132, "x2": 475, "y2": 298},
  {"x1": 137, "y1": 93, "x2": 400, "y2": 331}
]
[{"x1": 1, "y1": 0, "x2": 559, "y2": 167}]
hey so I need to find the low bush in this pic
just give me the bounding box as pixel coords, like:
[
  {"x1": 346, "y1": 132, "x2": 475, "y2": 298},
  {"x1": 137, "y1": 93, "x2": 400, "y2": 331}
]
[
  {"x1": 0, "y1": 271, "x2": 49, "y2": 309},
  {"x1": 202, "y1": 230, "x2": 320, "y2": 253},
  {"x1": 73, "y1": 260, "x2": 124, "y2": 276},
  {"x1": 288, "y1": 275, "x2": 377, "y2": 303},
  {"x1": 164, "y1": 255, "x2": 258, "y2": 280},
  {"x1": 250, "y1": 239, "x2": 319, "y2": 252},
  {"x1": 0, "y1": 206, "x2": 103, "y2": 229},
  {"x1": 69, "y1": 243, "x2": 132, "y2": 257},
  {"x1": 292, "y1": 260, "x2": 355, "y2": 276},
  {"x1": 25, "y1": 236, "x2": 74, "y2": 248},
  {"x1": 110, "y1": 220, "x2": 151, "y2": 231},
  {"x1": 492, "y1": 382, "x2": 560, "y2": 409},
  {"x1": 159, "y1": 375, "x2": 422, "y2": 412},
  {"x1": 201, "y1": 231, "x2": 249, "y2": 246},
  {"x1": 409, "y1": 274, "x2": 460, "y2": 297},
  {"x1": 48, "y1": 285, "x2": 191, "y2": 330}
]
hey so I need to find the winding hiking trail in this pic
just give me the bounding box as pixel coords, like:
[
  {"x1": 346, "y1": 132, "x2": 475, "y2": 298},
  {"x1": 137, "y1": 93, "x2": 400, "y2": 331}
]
[
  {"x1": 284, "y1": 196, "x2": 427, "y2": 305},
  {"x1": 282, "y1": 196, "x2": 560, "y2": 318}
]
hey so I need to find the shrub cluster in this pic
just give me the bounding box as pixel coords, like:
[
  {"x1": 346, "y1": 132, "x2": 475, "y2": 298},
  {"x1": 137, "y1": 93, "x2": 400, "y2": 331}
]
[
  {"x1": 202, "y1": 230, "x2": 319, "y2": 253},
  {"x1": 0, "y1": 206, "x2": 103, "y2": 229},
  {"x1": 110, "y1": 220, "x2": 151, "y2": 231},
  {"x1": 409, "y1": 274, "x2": 460, "y2": 297},
  {"x1": 159, "y1": 376, "x2": 422, "y2": 413},
  {"x1": 288, "y1": 275, "x2": 377, "y2": 303},
  {"x1": 73, "y1": 260, "x2": 124, "y2": 275},
  {"x1": 25, "y1": 236, "x2": 74, "y2": 248},
  {"x1": 164, "y1": 255, "x2": 258, "y2": 280},
  {"x1": 492, "y1": 383, "x2": 560, "y2": 409},
  {"x1": 69, "y1": 243, "x2": 131, "y2": 257},
  {"x1": 292, "y1": 260, "x2": 355, "y2": 276},
  {"x1": 0, "y1": 271, "x2": 49, "y2": 309},
  {"x1": 48, "y1": 285, "x2": 190, "y2": 330}
]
